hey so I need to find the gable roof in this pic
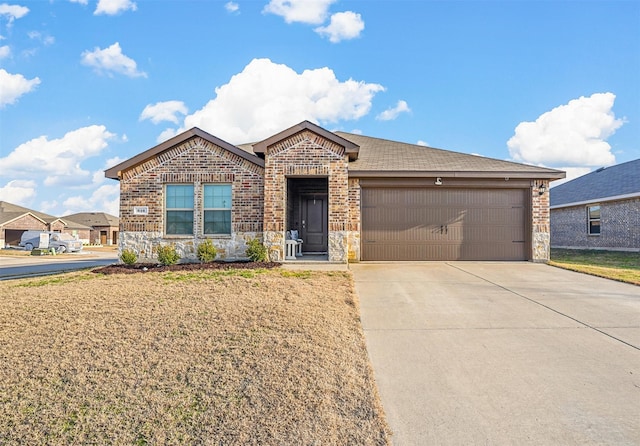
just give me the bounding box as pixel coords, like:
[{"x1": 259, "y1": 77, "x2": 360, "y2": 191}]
[
  {"x1": 337, "y1": 132, "x2": 565, "y2": 179},
  {"x1": 61, "y1": 212, "x2": 119, "y2": 228},
  {"x1": 550, "y1": 159, "x2": 640, "y2": 208},
  {"x1": 0, "y1": 201, "x2": 61, "y2": 226},
  {"x1": 252, "y1": 121, "x2": 360, "y2": 161},
  {"x1": 106, "y1": 124, "x2": 565, "y2": 182},
  {"x1": 105, "y1": 127, "x2": 264, "y2": 180}
]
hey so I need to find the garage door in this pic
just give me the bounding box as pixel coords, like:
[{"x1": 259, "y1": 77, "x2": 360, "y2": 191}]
[{"x1": 361, "y1": 188, "x2": 527, "y2": 261}]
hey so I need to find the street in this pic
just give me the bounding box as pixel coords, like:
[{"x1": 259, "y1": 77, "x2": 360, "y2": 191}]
[{"x1": 0, "y1": 250, "x2": 117, "y2": 280}]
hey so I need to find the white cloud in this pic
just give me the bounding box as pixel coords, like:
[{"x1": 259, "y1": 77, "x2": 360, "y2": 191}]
[
  {"x1": 263, "y1": 0, "x2": 335, "y2": 24},
  {"x1": 94, "y1": 0, "x2": 137, "y2": 15},
  {"x1": 549, "y1": 167, "x2": 593, "y2": 188},
  {"x1": 376, "y1": 100, "x2": 410, "y2": 121},
  {"x1": 69, "y1": 0, "x2": 88, "y2": 4},
  {"x1": 0, "y1": 44, "x2": 9, "y2": 58},
  {"x1": 28, "y1": 31, "x2": 55, "y2": 46},
  {"x1": 0, "y1": 179, "x2": 36, "y2": 205},
  {"x1": 104, "y1": 156, "x2": 125, "y2": 171},
  {"x1": 315, "y1": 11, "x2": 364, "y2": 43},
  {"x1": 0, "y1": 69, "x2": 40, "y2": 107},
  {"x1": 507, "y1": 92, "x2": 623, "y2": 167},
  {"x1": 225, "y1": 1, "x2": 239, "y2": 13},
  {"x1": 0, "y1": 125, "x2": 116, "y2": 187},
  {"x1": 157, "y1": 128, "x2": 178, "y2": 143},
  {"x1": 140, "y1": 100, "x2": 188, "y2": 124},
  {"x1": 176, "y1": 58, "x2": 384, "y2": 143},
  {"x1": 417, "y1": 140, "x2": 429, "y2": 147},
  {"x1": 81, "y1": 42, "x2": 147, "y2": 78},
  {"x1": 0, "y1": 3, "x2": 29, "y2": 24},
  {"x1": 62, "y1": 184, "x2": 120, "y2": 216}
]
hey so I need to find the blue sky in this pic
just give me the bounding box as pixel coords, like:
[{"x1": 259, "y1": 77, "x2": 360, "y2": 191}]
[{"x1": 1, "y1": 0, "x2": 638, "y2": 216}]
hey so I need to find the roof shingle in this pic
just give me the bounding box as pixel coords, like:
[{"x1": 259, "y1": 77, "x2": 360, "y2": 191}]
[
  {"x1": 336, "y1": 132, "x2": 564, "y2": 178},
  {"x1": 550, "y1": 159, "x2": 640, "y2": 207}
]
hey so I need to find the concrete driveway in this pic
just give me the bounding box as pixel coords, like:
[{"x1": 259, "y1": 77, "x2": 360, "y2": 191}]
[{"x1": 351, "y1": 262, "x2": 640, "y2": 445}]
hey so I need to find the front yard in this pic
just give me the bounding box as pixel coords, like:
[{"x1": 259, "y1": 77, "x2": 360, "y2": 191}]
[
  {"x1": 0, "y1": 268, "x2": 391, "y2": 445},
  {"x1": 550, "y1": 248, "x2": 640, "y2": 285}
]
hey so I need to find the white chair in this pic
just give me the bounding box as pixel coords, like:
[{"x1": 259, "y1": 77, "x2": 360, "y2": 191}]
[
  {"x1": 290, "y1": 230, "x2": 303, "y2": 256},
  {"x1": 285, "y1": 239, "x2": 298, "y2": 260},
  {"x1": 285, "y1": 230, "x2": 303, "y2": 260}
]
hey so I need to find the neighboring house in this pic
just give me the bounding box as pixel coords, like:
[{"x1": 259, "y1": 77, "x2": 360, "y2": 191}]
[
  {"x1": 550, "y1": 159, "x2": 640, "y2": 251},
  {"x1": 0, "y1": 201, "x2": 76, "y2": 248},
  {"x1": 61, "y1": 212, "x2": 120, "y2": 245},
  {"x1": 105, "y1": 121, "x2": 564, "y2": 263}
]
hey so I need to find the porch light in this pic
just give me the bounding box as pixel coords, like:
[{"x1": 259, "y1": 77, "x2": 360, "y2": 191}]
[{"x1": 538, "y1": 182, "x2": 546, "y2": 195}]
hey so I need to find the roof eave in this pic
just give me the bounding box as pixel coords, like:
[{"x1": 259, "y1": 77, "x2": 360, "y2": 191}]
[
  {"x1": 349, "y1": 170, "x2": 566, "y2": 179},
  {"x1": 551, "y1": 191, "x2": 640, "y2": 209},
  {"x1": 105, "y1": 128, "x2": 264, "y2": 180},
  {"x1": 252, "y1": 120, "x2": 360, "y2": 160}
]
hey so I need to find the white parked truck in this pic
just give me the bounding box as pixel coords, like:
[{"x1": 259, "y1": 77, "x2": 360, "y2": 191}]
[{"x1": 19, "y1": 231, "x2": 83, "y2": 253}]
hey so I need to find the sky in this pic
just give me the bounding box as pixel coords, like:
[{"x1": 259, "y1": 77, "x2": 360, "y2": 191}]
[{"x1": 0, "y1": 0, "x2": 638, "y2": 216}]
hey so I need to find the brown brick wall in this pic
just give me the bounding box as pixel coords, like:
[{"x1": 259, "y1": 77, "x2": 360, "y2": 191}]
[
  {"x1": 262, "y1": 130, "x2": 350, "y2": 261},
  {"x1": 2, "y1": 214, "x2": 48, "y2": 232},
  {"x1": 531, "y1": 180, "x2": 551, "y2": 261},
  {"x1": 118, "y1": 136, "x2": 264, "y2": 246}
]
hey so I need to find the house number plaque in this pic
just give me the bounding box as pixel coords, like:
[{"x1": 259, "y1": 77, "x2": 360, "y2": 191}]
[{"x1": 133, "y1": 206, "x2": 149, "y2": 215}]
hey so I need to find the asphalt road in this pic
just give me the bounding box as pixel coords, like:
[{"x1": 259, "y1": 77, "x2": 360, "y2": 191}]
[{"x1": 0, "y1": 253, "x2": 117, "y2": 280}]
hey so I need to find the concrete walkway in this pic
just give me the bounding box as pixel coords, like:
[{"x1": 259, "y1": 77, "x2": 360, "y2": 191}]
[{"x1": 351, "y1": 262, "x2": 640, "y2": 445}]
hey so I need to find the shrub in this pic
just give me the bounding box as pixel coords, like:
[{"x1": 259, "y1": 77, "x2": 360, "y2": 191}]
[
  {"x1": 120, "y1": 249, "x2": 137, "y2": 265},
  {"x1": 245, "y1": 238, "x2": 268, "y2": 262},
  {"x1": 157, "y1": 245, "x2": 180, "y2": 266},
  {"x1": 197, "y1": 239, "x2": 217, "y2": 263}
]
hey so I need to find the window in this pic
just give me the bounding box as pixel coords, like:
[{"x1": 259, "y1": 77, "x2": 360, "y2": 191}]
[
  {"x1": 587, "y1": 205, "x2": 600, "y2": 235},
  {"x1": 166, "y1": 185, "x2": 194, "y2": 235},
  {"x1": 203, "y1": 184, "x2": 232, "y2": 234}
]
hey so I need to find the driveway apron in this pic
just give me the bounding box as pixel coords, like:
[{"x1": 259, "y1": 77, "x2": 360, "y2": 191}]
[{"x1": 351, "y1": 262, "x2": 640, "y2": 445}]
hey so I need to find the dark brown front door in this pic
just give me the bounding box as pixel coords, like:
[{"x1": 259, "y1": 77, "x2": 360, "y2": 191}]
[{"x1": 301, "y1": 195, "x2": 328, "y2": 252}]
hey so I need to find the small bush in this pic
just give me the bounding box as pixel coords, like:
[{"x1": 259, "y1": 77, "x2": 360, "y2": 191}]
[
  {"x1": 245, "y1": 238, "x2": 268, "y2": 262},
  {"x1": 156, "y1": 245, "x2": 180, "y2": 266},
  {"x1": 197, "y1": 239, "x2": 217, "y2": 263},
  {"x1": 120, "y1": 249, "x2": 137, "y2": 265}
]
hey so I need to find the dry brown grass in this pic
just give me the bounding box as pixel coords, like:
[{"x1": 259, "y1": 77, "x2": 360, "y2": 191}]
[{"x1": 0, "y1": 268, "x2": 390, "y2": 445}]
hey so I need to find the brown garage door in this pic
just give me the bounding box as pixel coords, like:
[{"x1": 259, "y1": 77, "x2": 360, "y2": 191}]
[{"x1": 361, "y1": 188, "x2": 528, "y2": 261}]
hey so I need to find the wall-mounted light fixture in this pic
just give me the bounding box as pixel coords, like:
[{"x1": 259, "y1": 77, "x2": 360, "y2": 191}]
[
  {"x1": 538, "y1": 182, "x2": 547, "y2": 195},
  {"x1": 435, "y1": 177, "x2": 443, "y2": 185}
]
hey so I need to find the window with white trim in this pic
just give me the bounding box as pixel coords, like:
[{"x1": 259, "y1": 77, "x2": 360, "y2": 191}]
[
  {"x1": 166, "y1": 184, "x2": 194, "y2": 235},
  {"x1": 587, "y1": 205, "x2": 600, "y2": 235},
  {"x1": 203, "y1": 184, "x2": 232, "y2": 235}
]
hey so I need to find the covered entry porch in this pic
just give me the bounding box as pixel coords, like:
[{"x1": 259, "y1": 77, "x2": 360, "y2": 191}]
[{"x1": 286, "y1": 177, "x2": 328, "y2": 259}]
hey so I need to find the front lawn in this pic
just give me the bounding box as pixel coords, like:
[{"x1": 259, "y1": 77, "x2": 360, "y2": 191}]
[
  {"x1": 0, "y1": 269, "x2": 391, "y2": 445},
  {"x1": 549, "y1": 248, "x2": 640, "y2": 285}
]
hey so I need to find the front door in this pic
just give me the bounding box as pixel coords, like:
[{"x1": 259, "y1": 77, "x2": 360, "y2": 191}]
[{"x1": 301, "y1": 195, "x2": 328, "y2": 252}]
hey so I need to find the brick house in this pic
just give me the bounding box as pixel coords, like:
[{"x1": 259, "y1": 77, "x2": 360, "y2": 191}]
[
  {"x1": 61, "y1": 212, "x2": 120, "y2": 245},
  {"x1": 106, "y1": 121, "x2": 565, "y2": 263},
  {"x1": 0, "y1": 201, "x2": 89, "y2": 247},
  {"x1": 551, "y1": 159, "x2": 640, "y2": 251}
]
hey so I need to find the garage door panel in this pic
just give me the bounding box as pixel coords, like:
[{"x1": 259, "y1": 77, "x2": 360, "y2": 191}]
[{"x1": 362, "y1": 188, "x2": 528, "y2": 261}]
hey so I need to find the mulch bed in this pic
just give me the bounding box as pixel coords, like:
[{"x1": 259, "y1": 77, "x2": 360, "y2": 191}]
[{"x1": 93, "y1": 261, "x2": 281, "y2": 275}]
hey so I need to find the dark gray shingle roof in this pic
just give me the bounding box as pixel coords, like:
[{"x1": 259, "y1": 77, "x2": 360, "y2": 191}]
[
  {"x1": 61, "y1": 212, "x2": 119, "y2": 228},
  {"x1": 0, "y1": 201, "x2": 60, "y2": 225},
  {"x1": 550, "y1": 159, "x2": 640, "y2": 207},
  {"x1": 336, "y1": 132, "x2": 565, "y2": 178}
]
